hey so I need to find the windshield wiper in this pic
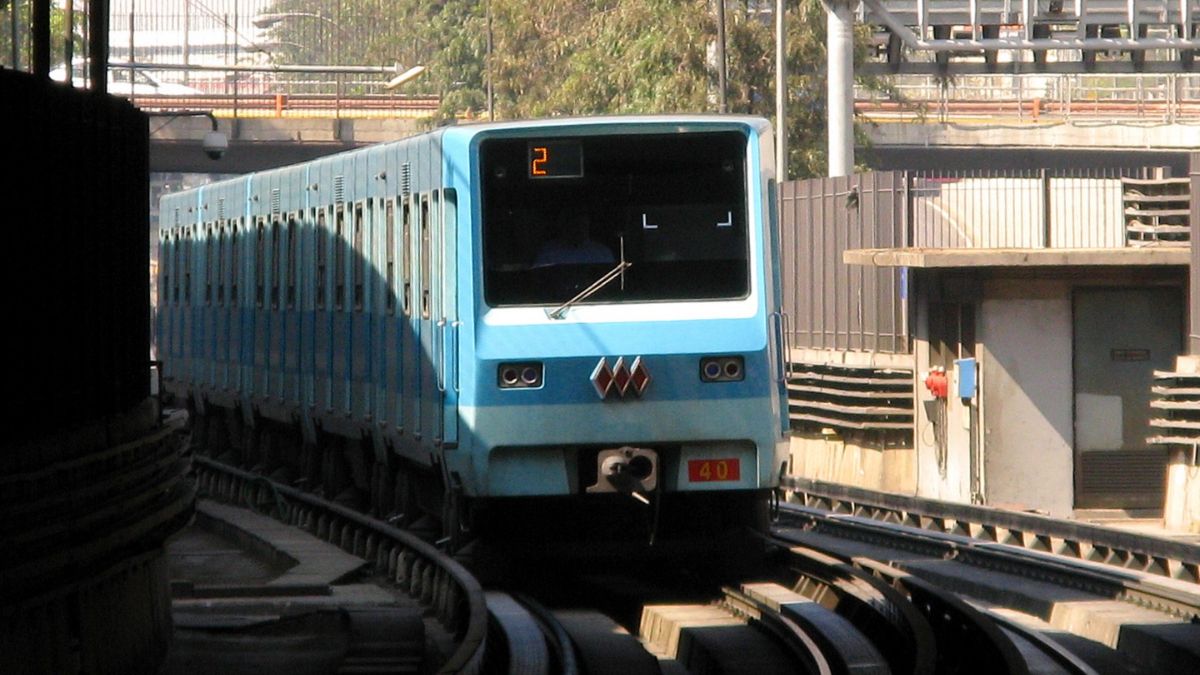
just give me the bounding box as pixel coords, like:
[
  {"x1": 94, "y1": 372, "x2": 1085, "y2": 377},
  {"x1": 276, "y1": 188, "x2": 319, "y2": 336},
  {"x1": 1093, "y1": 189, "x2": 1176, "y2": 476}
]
[{"x1": 546, "y1": 260, "x2": 631, "y2": 320}]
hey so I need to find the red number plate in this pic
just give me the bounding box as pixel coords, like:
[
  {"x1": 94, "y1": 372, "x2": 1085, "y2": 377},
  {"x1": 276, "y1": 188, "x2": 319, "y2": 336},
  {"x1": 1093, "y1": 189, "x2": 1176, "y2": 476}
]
[{"x1": 687, "y1": 458, "x2": 741, "y2": 482}]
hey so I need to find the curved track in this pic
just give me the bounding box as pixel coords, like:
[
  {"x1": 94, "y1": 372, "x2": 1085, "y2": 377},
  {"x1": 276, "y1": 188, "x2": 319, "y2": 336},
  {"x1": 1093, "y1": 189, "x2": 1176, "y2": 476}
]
[
  {"x1": 193, "y1": 451, "x2": 1200, "y2": 674},
  {"x1": 194, "y1": 455, "x2": 488, "y2": 674}
]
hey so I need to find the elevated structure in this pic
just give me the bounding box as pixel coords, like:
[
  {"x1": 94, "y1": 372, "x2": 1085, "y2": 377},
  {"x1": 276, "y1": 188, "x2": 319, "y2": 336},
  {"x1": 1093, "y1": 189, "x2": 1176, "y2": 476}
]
[
  {"x1": 780, "y1": 167, "x2": 1190, "y2": 517},
  {"x1": 861, "y1": 0, "x2": 1200, "y2": 74}
]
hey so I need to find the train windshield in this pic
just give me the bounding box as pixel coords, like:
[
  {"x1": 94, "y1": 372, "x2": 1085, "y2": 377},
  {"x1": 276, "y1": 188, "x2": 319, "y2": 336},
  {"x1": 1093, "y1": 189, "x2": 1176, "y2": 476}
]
[{"x1": 480, "y1": 130, "x2": 749, "y2": 307}]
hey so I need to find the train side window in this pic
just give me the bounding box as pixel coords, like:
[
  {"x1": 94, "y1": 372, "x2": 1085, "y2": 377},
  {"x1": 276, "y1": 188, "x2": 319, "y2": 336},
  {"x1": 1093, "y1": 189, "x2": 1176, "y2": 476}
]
[
  {"x1": 354, "y1": 201, "x2": 365, "y2": 312},
  {"x1": 316, "y1": 209, "x2": 327, "y2": 310},
  {"x1": 216, "y1": 222, "x2": 226, "y2": 305},
  {"x1": 182, "y1": 228, "x2": 191, "y2": 305},
  {"x1": 386, "y1": 199, "x2": 396, "y2": 315},
  {"x1": 230, "y1": 221, "x2": 240, "y2": 303},
  {"x1": 286, "y1": 216, "x2": 298, "y2": 308},
  {"x1": 402, "y1": 197, "x2": 412, "y2": 316},
  {"x1": 255, "y1": 218, "x2": 266, "y2": 308},
  {"x1": 335, "y1": 204, "x2": 346, "y2": 311},
  {"x1": 420, "y1": 194, "x2": 430, "y2": 320},
  {"x1": 164, "y1": 234, "x2": 173, "y2": 305},
  {"x1": 270, "y1": 219, "x2": 281, "y2": 309},
  {"x1": 204, "y1": 224, "x2": 214, "y2": 305}
]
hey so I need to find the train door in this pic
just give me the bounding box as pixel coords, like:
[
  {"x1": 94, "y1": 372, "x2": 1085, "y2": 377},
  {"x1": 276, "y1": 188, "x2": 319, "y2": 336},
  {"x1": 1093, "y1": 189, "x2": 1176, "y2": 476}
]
[
  {"x1": 418, "y1": 192, "x2": 437, "y2": 445},
  {"x1": 439, "y1": 189, "x2": 459, "y2": 448},
  {"x1": 351, "y1": 199, "x2": 370, "y2": 420},
  {"x1": 314, "y1": 206, "x2": 333, "y2": 414},
  {"x1": 1073, "y1": 287, "x2": 1181, "y2": 509},
  {"x1": 400, "y1": 192, "x2": 418, "y2": 450}
]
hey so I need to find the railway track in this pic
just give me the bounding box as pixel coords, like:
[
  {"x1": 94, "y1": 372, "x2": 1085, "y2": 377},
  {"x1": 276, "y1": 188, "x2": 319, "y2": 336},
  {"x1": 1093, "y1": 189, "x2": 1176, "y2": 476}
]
[
  {"x1": 194, "y1": 454, "x2": 1200, "y2": 674},
  {"x1": 193, "y1": 455, "x2": 488, "y2": 674}
]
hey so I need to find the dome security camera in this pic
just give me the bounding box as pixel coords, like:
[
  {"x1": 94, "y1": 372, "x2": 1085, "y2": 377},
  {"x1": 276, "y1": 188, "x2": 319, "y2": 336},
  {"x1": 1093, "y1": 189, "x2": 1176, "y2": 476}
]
[{"x1": 202, "y1": 130, "x2": 228, "y2": 160}]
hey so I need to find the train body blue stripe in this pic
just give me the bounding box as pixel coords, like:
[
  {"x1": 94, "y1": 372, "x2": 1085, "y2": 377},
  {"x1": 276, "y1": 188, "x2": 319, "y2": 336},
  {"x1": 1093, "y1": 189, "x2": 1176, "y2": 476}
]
[{"x1": 158, "y1": 115, "x2": 788, "y2": 501}]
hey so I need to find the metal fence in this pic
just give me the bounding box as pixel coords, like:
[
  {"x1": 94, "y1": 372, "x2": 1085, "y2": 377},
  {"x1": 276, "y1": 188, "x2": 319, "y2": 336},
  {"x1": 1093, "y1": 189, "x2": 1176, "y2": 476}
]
[
  {"x1": 861, "y1": 73, "x2": 1200, "y2": 123},
  {"x1": 908, "y1": 169, "x2": 1138, "y2": 248},
  {"x1": 780, "y1": 172, "x2": 909, "y2": 354},
  {"x1": 2, "y1": 0, "x2": 428, "y2": 114},
  {"x1": 779, "y1": 166, "x2": 1186, "y2": 354}
]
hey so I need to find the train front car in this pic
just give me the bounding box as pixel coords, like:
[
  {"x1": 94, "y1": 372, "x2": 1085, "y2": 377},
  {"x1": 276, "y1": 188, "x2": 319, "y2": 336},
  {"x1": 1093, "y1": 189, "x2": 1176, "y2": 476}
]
[{"x1": 445, "y1": 117, "x2": 789, "y2": 545}]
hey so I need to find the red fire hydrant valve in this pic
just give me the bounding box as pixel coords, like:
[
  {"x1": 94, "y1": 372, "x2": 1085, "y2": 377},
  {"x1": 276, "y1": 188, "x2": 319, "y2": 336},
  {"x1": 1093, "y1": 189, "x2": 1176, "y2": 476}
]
[{"x1": 924, "y1": 367, "x2": 949, "y2": 399}]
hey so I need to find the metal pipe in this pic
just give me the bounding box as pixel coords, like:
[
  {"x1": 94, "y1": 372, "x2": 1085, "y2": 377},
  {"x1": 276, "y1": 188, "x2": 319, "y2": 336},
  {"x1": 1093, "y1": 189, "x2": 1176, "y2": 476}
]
[
  {"x1": 117, "y1": 60, "x2": 406, "y2": 75},
  {"x1": 183, "y1": 0, "x2": 190, "y2": 85},
  {"x1": 828, "y1": 0, "x2": 855, "y2": 177},
  {"x1": 64, "y1": 0, "x2": 74, "y2": 84},
  {"x1": 33, "y1": 0, "x2": 49, "y2": 77},
  {"x1": 9, "y1": 0, "x2": 17, "y2": 69},
  {"x1": 89, "y1": 0, "x2": 108, "y2": 93},
  {"x1": 487, "y1": 0, "x2": 494, "y2": 120},
  {"x1": 717, "y1": 0, "x2": 728, "y2": 113},
  {"x1": 775, "y1": 0, "x2": 787, "y2": 180}
]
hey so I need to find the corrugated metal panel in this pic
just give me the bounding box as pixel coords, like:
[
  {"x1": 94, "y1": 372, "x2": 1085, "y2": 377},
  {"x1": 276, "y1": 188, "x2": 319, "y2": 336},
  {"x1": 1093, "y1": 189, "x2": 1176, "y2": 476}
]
[{"x1": 778, "y1": 171, "x2": 908, "y2": 354}]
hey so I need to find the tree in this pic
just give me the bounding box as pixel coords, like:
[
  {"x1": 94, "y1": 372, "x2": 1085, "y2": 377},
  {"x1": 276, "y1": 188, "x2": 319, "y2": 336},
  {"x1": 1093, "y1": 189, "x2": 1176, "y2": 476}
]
[
  {"x1": 259, "y1": 0, "x2": 878, "y2": 177},
  {"x1": 1, "y1": 1, "x2": 86, "y2": 72}
]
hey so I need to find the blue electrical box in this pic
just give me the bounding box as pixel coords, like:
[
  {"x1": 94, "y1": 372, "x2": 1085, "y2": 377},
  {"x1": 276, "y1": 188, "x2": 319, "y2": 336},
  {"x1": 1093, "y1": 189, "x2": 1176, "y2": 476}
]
[{"x1": 955, "y1": 358, "x2": 977, "y2": 399}]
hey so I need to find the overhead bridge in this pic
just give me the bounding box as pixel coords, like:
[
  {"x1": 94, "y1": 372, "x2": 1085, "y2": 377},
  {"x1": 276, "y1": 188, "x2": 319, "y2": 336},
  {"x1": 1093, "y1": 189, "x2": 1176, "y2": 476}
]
[
  {"x1": 143, "y1": 95, "x2": 434, "y2": 173},
  {"x1": 858, "y1": 0, "x2": 1200, "y2": 74}
]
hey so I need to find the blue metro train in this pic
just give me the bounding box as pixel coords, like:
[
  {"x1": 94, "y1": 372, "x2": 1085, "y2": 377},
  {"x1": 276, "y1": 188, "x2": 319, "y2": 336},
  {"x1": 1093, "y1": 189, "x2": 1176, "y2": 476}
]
[{"x1": 158, "y1": 115, "x2": 789, "y2": 545}]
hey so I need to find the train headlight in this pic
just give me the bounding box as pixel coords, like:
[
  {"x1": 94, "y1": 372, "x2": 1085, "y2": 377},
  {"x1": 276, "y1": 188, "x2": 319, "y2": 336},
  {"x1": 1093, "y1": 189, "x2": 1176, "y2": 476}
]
[
  {"x1": 498, "y1": 362, "x2": 543, "y2": 388},
  {"x1": 700, "y1": 356, "x2": 744, "y2": 382}
]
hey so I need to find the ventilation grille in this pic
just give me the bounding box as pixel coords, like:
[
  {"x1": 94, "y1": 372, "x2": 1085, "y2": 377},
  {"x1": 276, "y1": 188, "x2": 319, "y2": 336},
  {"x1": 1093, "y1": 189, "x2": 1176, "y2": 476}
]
[
  {"x1": 174, "y1": 208, "x2": 180, "y2": 226},
  {"x1": 271, "y1": 188, "x2": 281, "y2": 215},
  {"x1": 788, "y1": 362, "x2": 915, "y2": 431},
  {"x1": 400, "y1": 163, "x2": 412, "y2": 197},
  {"x1": 218, "y1": 198, "x2": 225, "y2": 220},
  {"x1": 334, "y1": 175, "x2": 345, "y2": 204}
]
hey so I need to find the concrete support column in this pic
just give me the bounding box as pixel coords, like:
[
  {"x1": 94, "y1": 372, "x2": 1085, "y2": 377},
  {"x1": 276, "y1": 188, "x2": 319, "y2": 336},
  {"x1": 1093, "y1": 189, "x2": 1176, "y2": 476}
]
[
  {"x1": 827, "y1": 0, "x2": 855, "y2": 177},
  {"x1": 1162, "y1": 354, "x2": 1200, "y2": 532},
  {"x1": 1163, "y1": 446, "x2": 1199, "y2": 531}
]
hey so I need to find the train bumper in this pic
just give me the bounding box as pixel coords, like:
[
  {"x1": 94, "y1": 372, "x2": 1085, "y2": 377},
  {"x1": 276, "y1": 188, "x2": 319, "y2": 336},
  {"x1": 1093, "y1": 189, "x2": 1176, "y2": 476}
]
[{"x1": 457, "y1": 398, "x2": 786, "y2": 497}]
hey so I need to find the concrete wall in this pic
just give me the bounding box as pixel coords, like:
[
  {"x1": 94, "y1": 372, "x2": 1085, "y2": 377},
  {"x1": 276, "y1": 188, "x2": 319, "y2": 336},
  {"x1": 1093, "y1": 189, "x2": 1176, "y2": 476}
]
[
  {"x1": 913, "y1": 295, "x2": 977, "y2": 504},
  {"x1": 789, "y1": 430, "x2": 916, "y2": 493},
  {"x1": 978, "y1": 279, "x2": 1076, "y2": 517}
]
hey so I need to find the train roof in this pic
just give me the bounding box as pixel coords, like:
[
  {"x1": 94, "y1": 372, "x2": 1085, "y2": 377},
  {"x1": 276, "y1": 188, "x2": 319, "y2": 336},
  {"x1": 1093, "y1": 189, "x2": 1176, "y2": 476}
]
[{"x1": 160, "y1": 114, "x2": 771, "y2": 205}]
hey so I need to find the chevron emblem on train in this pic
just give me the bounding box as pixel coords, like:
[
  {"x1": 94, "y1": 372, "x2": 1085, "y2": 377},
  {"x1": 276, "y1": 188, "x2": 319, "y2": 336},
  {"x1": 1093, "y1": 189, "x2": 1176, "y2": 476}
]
[{"x1": 591, "y1": 357, "x2": 651, "y2": 400}]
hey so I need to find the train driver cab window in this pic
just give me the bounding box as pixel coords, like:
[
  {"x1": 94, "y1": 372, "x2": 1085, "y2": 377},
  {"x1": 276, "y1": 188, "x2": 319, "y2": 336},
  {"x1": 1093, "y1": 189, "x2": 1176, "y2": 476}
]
[{"x1": 480, "y1": 131, "x2": 749, "y2": 307}]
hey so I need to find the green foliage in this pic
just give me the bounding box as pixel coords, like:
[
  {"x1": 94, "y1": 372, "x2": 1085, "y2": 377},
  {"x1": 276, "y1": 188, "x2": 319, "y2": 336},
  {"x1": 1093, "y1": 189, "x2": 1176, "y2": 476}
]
[
  {"x1": 0, "y1": 1, "x2": 86, "y2": 71},
  {"x1": 260, "y1": 0, "x2": 879, "y2": 178}
]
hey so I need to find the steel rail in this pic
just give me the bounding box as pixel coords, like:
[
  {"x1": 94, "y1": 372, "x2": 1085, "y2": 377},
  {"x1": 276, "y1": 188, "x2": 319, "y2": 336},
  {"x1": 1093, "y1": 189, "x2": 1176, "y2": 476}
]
[
  {"x1": 777, "y1": 500, "x2": 1200, "y2": 621},
  {"x1": 782, "y1": 543, "x2": 938, "y2": 675},
  {"x1": 782, "y1": 536, "x2": 1099, "y2": 674},
  {"x1": 782, "y1": 476, "x2": 1200, "y2": 583},
  {"x1": 507, "y1": 593, "x2": 579, "y2": 675},
  {"x1": 720, "y1": 587, "x2": 835, "y2": 675},
  {"x1": 484, "y1": 592, "x2": 552, "y2": 675},
  {"x1": 194, "y1": 455, "x2": 487, "y2": 675}
]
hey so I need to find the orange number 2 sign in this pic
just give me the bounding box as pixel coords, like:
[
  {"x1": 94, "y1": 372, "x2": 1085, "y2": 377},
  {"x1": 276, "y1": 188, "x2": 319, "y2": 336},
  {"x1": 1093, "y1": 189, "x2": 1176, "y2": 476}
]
[{"x1": 531, "y1": 147, "x2": 549, "y2": 176}]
